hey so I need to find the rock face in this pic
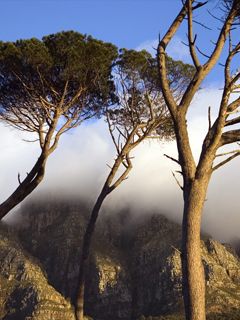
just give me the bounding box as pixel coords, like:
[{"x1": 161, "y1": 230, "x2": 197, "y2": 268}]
[
  {"x1": 0, "y1": 223, "x2": 75, "y2": 320},
  {"x1": 18, "y1": 200, "x2": 133, "y2": 320},
  {"x1": 3, "y1": 198, "x2": 240, "y2": 320}
]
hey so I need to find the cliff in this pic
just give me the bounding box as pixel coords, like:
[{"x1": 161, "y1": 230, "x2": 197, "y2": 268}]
[
  {"x1": 1, "y1": 198, "x2": 240, "y2": 320},
  {"x1": 0, "y1": 223, "x2": 75, "y2": 320}
]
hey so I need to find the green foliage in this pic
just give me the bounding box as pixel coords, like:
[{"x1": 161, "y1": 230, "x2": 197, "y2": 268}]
[
  {"x1": 0, "y1": 31, "x2": 118, "y2": 119},
  {"x1": 166, "y1": 55, "x2": 195, "y2": 97},
  {"x1": 42, "y1": 31, "x2": 117, "y2": 93},
  {"x1": 117, "y1": 48, "x2": 157, "y2": 89},
  {"x1": 109, "y1": 48, "x2": 194, "y2": 140},
  {"x1": 0, "y1": 31, "x2": 194, "y2": 140},
  {"x1": 117, "y1": 48, "x2": 194, "y2": 95}
]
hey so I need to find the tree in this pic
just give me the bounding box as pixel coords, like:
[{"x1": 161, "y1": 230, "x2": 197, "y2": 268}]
[
  {"x1": 74, "y1": 48, "x2": 195, "y2": 320},
  {"x1": 157, "y1": 1, "x2": 240, "y2": 319},
  {"x1": 0, "y1": 31, "x2": 117, "y2": 219}
]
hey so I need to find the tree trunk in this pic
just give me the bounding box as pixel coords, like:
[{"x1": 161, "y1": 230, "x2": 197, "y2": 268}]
[
  {"x1": 75, "y1": 189, "x2": 108, "y2": 320},
  {"x1": 0, "y1": 154, "x2": 47, "y2": 220},
  {"x1": 181, "y1": 177, "x2": 210, "y2": 320}
]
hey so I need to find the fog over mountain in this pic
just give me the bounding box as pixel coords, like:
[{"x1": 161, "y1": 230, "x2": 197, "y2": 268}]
[{"x1": 1, "y1": 87, "x2": 240, "y2": 243}]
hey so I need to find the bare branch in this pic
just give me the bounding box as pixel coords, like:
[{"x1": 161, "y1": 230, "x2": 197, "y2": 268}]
[
  {"x1": 225, "y1": 115, "x2": 240, "y2": 127},
  {"x1": 179, "y1": 3, "x2": 238, "y2": 113},
  {"x1": 220, "y1": 129, "x2": 240, "y2": 146},
  {"x1": 164, "y1": 153, "x2": 180, "y2": 165},
  {"x1": 207, "y1": 9, "x2": 225, "y2": 23},
  {"x1": 213, "y1": 151, "x2": 240, "y2": 171},
  {"x1": 172, "y1": 171, "x2": 183, "y2": 190},
  {"x1": 227, "y1": 96, "x2": 240, "y2": 113},
  {"x1": 106, "y1": 163, "x2": 112, "y2": 170},
  {"x1": 216, "y1": 147, "x2": 240, "y2": 157},
  {"x1": 192, "y1": 19, "x2": 212, "y2": 30},
  {"x1": 106, "y1": 113, "x2": 121, "y2": 155},
  {"x1": 187, "y1": 0, "x2": 201, "y2": 69},
  {"x1": 110, "y1": 153, "x2": 133, "y2": 191},
  {"x1": 208, "y1": 106, "x2": 212, "y2": 131},
  {"x1": 196, "y1": 46, "x2": 211, "y2": 59},
  {"x1": 17, "y1": 173, "x2": 21, "y2": 185},
  {"x1": 22, "y1": 138, "x2": 40, "y2": 144},
  {"x1": 157, "y1": 3, "x2": 188, "y2": 116}
]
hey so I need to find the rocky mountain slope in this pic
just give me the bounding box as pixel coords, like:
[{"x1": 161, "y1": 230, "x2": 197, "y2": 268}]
[
  {"x1": 0, "y1": 223, "x2": 75, "y2": 320},
  {"x1": 1, "y1": 197, "x2": 240, "y2": 320}
]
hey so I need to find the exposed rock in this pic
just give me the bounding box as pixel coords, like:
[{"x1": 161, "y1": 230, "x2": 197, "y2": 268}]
[
  {"x1": 0, "y1": 223, "x2": 75, "y2": 320},
  {"x1": 3, "y1": 198, "x2": 240, "y2": 320}
]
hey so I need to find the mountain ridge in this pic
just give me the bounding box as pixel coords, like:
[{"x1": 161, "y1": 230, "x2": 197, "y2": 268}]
[{"x1": 1, "y1": 197, "x2": 239, "y2": 319}]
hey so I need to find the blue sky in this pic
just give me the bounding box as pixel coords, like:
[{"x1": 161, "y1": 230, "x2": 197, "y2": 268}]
[
  {"x1": 1, "y1": 1, "x2": 240, "y2": 240},
  {"x1": 1, "y1": 0, "x2": 183, "y2": 47},
  {"x1": 0, "y1": 0, "x2": 232, "y2": 84}
]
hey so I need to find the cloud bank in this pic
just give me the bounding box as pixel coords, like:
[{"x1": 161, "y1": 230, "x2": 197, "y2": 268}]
[{"x1": 1, "y1": 87, "x2": 240, "y2": 243}]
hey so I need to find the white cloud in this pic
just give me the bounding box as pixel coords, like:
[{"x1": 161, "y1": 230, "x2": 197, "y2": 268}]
[
  {"x1": 0, "y1": 125, "x2": 39, "y2": 201},
  {"x1": 136, "y1": 36, "x2": 192, "y2": 63},
  {"x1": 167, "y1": 36, "x2": 192, "y2": 63},
  {"x1": 1, "y1": 87, "x2": 240, "y2": 242},
  {"x1": 135, "y1": 39, "x2": 158, "y2": 56}
]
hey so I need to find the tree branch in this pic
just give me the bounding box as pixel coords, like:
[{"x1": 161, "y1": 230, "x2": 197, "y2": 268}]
[
  {"x1": 164, "y1": 153, "x2": 180, "y2": 165},
  {"x1": 172, "y1": 170, "x2": 183, "y2": 190},
  {"x1": 187, "y1": 0, "x2": 201, "y2": 69},
  {"x1": 213, "y1": 151, "x2": 240, "y2": 171},
  {"x1": 220, "y1": 129, "x2": 240, "y2": 146}
]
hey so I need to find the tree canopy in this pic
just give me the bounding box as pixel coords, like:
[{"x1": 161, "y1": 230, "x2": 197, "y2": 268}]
[
  {"x1": 0, "y1": 30, "x2": 195, "y2": 221},
  {"x1": 110, "y1": 48, "x2": 195, "y2": 140},
  {"x1": 74, "y1": 47, "x2": 195, "y2": 320},
  {"x1": 0, "y1": 31, "x2": 194, "y2": 141},
  {"x1": 0, "y1": 31, "x2": 118, "y2": 219},
  {"x1": 0, "y1": 31, "x2": 118, "y2": 131}
]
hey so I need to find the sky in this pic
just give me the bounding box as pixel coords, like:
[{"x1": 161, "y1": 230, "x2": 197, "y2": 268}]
[
  {"x1": 0, "y1": 0, "x2": 234, "y2": 82},
  {"x1": 1, "y1": 1, "x2": 185, "y2": 44},
  {"x1": 0, "y1": 0, "x2": 240, "y2": 242},
  {"x1": 0, "y1": 1, "x2": 183, "y2": 44}
]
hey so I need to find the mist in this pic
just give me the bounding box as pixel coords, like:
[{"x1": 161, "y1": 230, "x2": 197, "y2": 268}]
[{"x1": 1, "y1": 87, "x2": 240, "y2": 243}]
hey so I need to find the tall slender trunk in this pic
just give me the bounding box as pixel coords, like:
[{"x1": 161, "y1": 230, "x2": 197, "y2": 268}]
[
  {"x1": 75, "y1": 189, "x2": 108, "y2": 320},
  {"x1": 0, "y1": 154, "x2": 47, "y2": 220},
  {"x1": 181, "y1": 177, "x2": 210, "y2": 320}
]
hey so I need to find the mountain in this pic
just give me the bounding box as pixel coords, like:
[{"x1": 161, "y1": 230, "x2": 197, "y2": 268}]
[
  {"x1": 1, "y1": 197, "x2": 240, "y2": 320},
  {"x1": 0, "y1": 223, "x2": 75, "y2": 320}
]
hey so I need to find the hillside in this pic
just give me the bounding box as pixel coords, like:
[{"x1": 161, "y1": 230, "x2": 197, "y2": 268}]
[
  {"x1": 0, "y1": 198, "x2": 239, "y2": 320},
  {"x1": 0, "y1": 223, "x2": 75, "y2": 320}
]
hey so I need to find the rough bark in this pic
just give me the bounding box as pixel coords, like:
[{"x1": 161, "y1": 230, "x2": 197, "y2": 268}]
[
  {"x1": 0, "y1": 153, "x2": 48, "y2": 220},
  {"x1": 75, "y1": 189, "x2": 108, "y2": 320},
  {"x1": 181, "y1": 177, "x2": 211, "y2": 320},
  {"x1": 73, "y1": 124, "x2": 147, "y2": 319},
  {"x1": 0, "y1": 106, "x2": 60, "y2": 221},
  {"x1": 157, "y1": 2, "x2": 240, "y2": 319}
]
